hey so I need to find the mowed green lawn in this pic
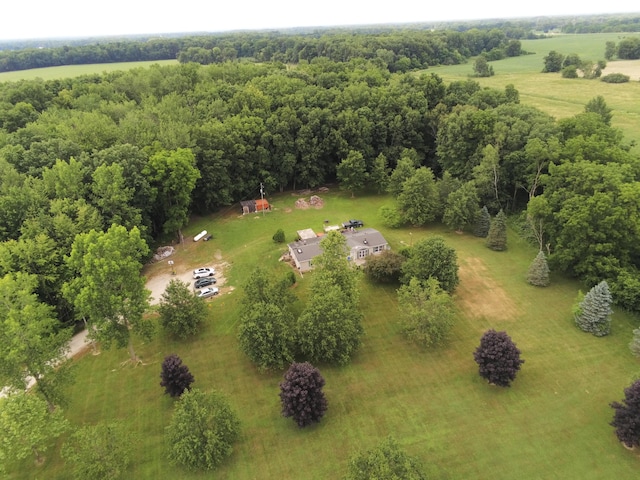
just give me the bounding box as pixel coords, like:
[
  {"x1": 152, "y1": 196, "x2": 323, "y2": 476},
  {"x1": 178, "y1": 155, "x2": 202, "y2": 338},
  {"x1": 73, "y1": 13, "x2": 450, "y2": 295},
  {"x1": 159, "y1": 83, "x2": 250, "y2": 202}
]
[
  {"x1": 429, "y1": 33, "x2": 640, "y2": 152},
  {"x1": 9, "y1": 191, "x2": 640, "y2": 479}
]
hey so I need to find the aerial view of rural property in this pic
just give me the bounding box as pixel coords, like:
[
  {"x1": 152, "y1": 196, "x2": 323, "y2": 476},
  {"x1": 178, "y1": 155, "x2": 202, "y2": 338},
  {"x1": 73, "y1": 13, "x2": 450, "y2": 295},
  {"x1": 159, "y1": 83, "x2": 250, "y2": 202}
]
[{"x1": 2, "y1": 1, "x2": 640, "y2": 478}]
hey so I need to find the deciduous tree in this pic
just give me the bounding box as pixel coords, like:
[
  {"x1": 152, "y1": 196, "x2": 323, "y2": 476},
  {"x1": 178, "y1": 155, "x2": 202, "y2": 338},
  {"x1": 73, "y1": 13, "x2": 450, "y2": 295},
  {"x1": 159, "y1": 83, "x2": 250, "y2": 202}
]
[
  {"x1": 345, "y1": 436, "x2": 427, "y2": 480},
  {"x1": 160, "y1": 354, "x2": 195, "y2": 398},
  {"x1": 610, "y1": 380, "x2": 640, "y2": 448},
  {"x1": 166, "y1": 388, "x2": 240, "y2": 471},
  {"x1": 473, "y1": 329, "x2": 524, "y2": 387},
  {"x1": 61, "y1": 422, "x2": 132, "y2": 480},
  {"x1": 0, "y1": 392, "x2": 68, "y2": 473},
  {"x1": 0, "y1": 272, "x2": 73, "y2": 409},
  {"x1": 397, "y1": 277, "x2": 455, "y2": 348},
  {"x1": 400, "y1": 236, "x2": 459, "y2": 293},
  {"x1": 64, "y1": 224, "x2": 152, "y2": 363},
  {"x1": 158, "y1": 279, "x2": 207, "y2": 339},
  {"x1": 337, "y1": 150, "x2": 367, "y2": 197},
  {"x1": 279, "y1": 362, "x2": 328, "y2": 428},
  {"x1": 397, "y1": 167, "x2": 439, "y2": 226},
  {"x1": 443, "y1": 181, "x2": 480, "y2": 232},
  {"x1": 574, "y1": 280, "x2": 613, "y2": 337},
  {"x1": 363, "y1": 250, "x2": 405, "y2": 283}
]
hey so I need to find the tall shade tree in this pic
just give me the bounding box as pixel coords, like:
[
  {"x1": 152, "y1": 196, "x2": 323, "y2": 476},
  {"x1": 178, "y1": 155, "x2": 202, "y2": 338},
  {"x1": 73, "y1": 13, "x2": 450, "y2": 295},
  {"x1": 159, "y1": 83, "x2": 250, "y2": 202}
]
[
  {"x1": 387, "y1": 156, "x2": 417, "y2": 197},
  {"x1": 158, "y1": 279, "x2": 207, "y2": 339},
  {"x1": 486, "y1": 209, "x2": 507, "y2": 251},
  {"x1": 400, "y1": 236, "x2": 459, "y2": 293},
  {"x1": 397, "y1": 277, "x2": 455, "y2": 348},
  {"x1": 61, "y1": 422, "x2": 133, "y2": 480},
  {"x1": 345, "y1": 436, "x2": 427, "y2": 480},
  {"x1": 279, "y1": 362, "x2": 328, "y2": 428},
  {"x1": 585, "y1": 96, "x2": 612, "y2": 125},
  {"x1": 473, "y1": 329, "x2": 524, "y2": 387},
  {"x1": 166, "y1": 388, "x2": 240, "y2": 471},
  {"x1": 90, "y1": 162, "x2": 142, "y2": 231},
  {"x1": 63, "y1": 224, "x2": 152, "y2": 363},
  {"x1": 336, "y1": 150, "x2": 367, "y2": 197},
  {"x1": 574, "y1": 280, "x2": 613, "y2": 337},
  {"x1": 0, "y1": 392, "x2": 69, "y2": 473},
  {"x1": 144, "y1": 148, "x2": 200, "y2": 240},
  {"x1": 369, "y1": 153, "x2": 390, "y2": 193},
  {"x1": 0, "y1": 272, "x2": 73, "y2": 409},
  {"x1": 527, "y1": 251, "x2": 550, "y2": 287},
  {"x1": 610, "y1": 380, "x2": 640, "y2": 449},
  {"x1": 443, "y1": 181, "x2": 480, "y2": 232},
  {"x1": 397, "y1": 167, "x2": 439, "y2": 226}
]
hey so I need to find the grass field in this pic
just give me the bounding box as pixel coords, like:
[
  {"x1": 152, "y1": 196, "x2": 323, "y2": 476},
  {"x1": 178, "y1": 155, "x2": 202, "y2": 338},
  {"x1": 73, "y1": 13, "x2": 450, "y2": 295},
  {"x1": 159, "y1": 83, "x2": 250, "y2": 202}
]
[
  {"x1": 428, "y1": 33, "x2": 640, "y2": 152},
  {"x1": 8, "y1": 190, "x2": 640, "y2": 479}
]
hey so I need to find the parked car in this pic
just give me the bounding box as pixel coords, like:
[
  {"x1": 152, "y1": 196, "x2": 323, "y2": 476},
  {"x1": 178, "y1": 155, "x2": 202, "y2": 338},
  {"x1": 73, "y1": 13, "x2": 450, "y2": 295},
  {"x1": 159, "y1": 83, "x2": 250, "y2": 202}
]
[
  {"x1": 193, "y1": 267, "x2": 215, "y2": 279},
  {"x1": 197, "y1": 287, "x2": 219, "y2": 298},
  {"x1": 342, "y1": 219, "x2": 364, "y2": 229},
  {"x1": 194, "y1": 277, "x2": 217, "y2": 289}
]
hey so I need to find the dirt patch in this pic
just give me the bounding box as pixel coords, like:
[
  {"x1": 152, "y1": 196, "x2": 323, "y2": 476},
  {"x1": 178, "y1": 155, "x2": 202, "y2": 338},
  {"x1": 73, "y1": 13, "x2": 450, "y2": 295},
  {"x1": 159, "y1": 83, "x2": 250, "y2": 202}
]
[
  {"x1": 602, "y1": 60, "x2": 640, "y2": 80},
  {"x1": 145, "y1": 261, "x2": 231, "y2": 305},
  {"x1": 455, "y1": 257, "x2": 520, "y2": 322}
]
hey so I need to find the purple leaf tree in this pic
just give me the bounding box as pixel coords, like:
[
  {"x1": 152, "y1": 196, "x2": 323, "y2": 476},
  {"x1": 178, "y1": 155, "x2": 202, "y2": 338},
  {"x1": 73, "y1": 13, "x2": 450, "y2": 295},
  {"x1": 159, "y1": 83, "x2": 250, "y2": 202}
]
[
  {"x1": 160, "y1": 354, "x2": 194, "y2": 398},
  {"x1": 610, "y1": 379, "x2": 640, "y2": 449},
  {"x1": 473, "y1": 329, "x2": 524, "y2": 387},
  {"x1": 279, "y1": 362, "x2": 328, "y2": 428}
]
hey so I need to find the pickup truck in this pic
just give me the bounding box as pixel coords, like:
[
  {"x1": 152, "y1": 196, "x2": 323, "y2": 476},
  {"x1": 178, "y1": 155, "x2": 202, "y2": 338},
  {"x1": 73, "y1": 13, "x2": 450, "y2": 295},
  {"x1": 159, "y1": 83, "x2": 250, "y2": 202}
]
[{"x1": 342, "y1": 219, "x2": 364, "y2": 229}]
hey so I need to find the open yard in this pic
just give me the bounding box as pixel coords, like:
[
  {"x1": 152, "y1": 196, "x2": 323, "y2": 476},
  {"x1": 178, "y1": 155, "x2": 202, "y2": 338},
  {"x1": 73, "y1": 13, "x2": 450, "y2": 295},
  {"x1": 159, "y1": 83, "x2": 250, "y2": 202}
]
[{"x1": 8, "y1": 190, "x2": 640, "y2": 479}]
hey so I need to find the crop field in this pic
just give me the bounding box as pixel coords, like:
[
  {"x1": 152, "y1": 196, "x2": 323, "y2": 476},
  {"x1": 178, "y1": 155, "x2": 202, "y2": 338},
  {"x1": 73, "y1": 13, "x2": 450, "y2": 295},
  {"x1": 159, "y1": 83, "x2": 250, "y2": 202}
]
[
  {"x1": 8, "y1": 190, "x2": 640, "y2": 479},
  {"x1": 429, "y1": 33, "x2": 640, "y2": 151}
]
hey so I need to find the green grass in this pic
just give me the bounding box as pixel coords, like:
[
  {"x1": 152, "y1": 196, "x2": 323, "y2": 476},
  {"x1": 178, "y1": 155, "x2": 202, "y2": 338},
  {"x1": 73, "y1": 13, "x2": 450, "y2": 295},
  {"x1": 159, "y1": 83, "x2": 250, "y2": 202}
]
[
  {"x1": 429, "y1": 33, "x2": 640, "y2": 152},
  {"x1": 9, "y1": 190, "x2": 640, "y2": 479},
  {"x1": 0, "y1": 59, "x2": 178, "y2": 82}
]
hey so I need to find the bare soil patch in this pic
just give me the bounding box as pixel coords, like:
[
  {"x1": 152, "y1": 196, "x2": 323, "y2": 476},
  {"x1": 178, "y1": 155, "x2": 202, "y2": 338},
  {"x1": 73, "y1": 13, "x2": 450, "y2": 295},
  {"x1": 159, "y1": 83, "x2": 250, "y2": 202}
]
[{"x1": 456, "y1": 257, "x2": 520, "y2": 322}]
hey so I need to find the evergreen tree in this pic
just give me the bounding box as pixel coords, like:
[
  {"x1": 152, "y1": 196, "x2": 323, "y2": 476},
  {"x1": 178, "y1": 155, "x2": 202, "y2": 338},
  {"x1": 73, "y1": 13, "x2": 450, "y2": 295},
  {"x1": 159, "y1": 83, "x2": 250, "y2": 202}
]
[
  {"x1": 279, "y1": 362, "x2": 328, "y2": 428},
  {"x1": 473, "y1": 205, "x2": 491, "y2": 238},
  {"x1": 160, "y1": 354, "x2": 195, "y2": 398},
  {"x1": 630, "y1": 328, "x2": 640, "y2": 358},
  {"x1": 486, "y1": 209, "x2": 507, "y2": 251},
  {"x1": 527, "y1": 251, "x2": 550, "y2": 287},
  {"x1": 574, "y1": 281, "x2": 613, "y2": 337},
  {"x1": 473, "y1": 329, "x2": 524, "y2": 387},
  {"x1": 610, "y1": 379, "x2": 640, "y2": 448}
]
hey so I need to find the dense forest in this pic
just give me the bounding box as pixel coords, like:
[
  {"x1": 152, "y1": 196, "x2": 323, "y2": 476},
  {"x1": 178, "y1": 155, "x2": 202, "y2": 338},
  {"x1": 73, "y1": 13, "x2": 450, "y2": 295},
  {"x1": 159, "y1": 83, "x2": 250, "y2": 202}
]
[{"x1": 0, "y1": 28, "x2": 639, "y2": 327}]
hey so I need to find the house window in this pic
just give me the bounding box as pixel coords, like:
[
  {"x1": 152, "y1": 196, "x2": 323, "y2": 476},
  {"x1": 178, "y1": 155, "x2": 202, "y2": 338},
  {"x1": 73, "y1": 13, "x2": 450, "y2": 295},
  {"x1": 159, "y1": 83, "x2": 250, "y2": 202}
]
[
  {"x1": 358, "y1": 249, "x2": 369, "y2": 259},
  {"x1": 373, "y1": 245, "x2": 385, "y2": 253}
]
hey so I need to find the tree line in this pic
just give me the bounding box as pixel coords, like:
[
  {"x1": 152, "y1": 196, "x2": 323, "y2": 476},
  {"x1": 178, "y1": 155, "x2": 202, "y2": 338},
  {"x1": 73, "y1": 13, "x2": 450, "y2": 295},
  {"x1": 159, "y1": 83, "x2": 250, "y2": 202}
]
[{"x1": 0, "y1": 27, "x2": 527, "y2": 73}]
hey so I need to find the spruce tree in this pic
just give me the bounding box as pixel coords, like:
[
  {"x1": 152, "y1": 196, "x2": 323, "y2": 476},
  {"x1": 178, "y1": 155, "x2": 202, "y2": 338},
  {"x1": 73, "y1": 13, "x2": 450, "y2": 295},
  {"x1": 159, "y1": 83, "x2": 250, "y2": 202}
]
[
  {"x1": 473, "y1": 205, "x2": 491, "y2": 238},
  {"x1": 527, "y1": 251, "x2": 550, "y2": 287},
  {"x1": 486, "y1": 209, "x2": 507, "y2": 251},
  {"x1": 574, "y1": 281, "x2": 613, "y2": 337}
]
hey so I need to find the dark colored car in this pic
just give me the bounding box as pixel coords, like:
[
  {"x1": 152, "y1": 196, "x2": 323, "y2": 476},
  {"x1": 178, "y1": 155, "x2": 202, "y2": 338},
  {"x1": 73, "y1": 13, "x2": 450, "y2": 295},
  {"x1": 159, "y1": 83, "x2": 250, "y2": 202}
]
[
  {"x1": 194, "y1": 277, "x2": 217, "y2": 289},
  {"x1": 342, "y1": 219, "x2": 364, "y2": 229}
]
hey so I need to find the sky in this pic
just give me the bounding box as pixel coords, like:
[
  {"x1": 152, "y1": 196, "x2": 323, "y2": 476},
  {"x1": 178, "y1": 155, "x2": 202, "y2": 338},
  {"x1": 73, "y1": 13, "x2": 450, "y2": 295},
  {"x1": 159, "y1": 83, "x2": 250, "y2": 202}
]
[{"x1": 2, "y1": 1, "x2": 640, "y2": 41}]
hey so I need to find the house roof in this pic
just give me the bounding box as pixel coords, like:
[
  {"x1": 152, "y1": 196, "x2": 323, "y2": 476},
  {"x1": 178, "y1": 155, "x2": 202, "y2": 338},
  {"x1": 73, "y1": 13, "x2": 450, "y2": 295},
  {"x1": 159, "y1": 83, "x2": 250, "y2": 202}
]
[
  {"x1": 288, "y1": 228, "x2": 388, "y2": 264},
  {"x1": 297, "y1": 228, "x2": 318, "y2": 240}
]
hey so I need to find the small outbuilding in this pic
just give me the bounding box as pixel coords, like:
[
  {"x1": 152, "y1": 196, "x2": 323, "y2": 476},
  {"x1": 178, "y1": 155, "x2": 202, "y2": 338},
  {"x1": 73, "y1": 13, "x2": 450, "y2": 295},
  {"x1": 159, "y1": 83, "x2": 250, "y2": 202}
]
[{"x1": 240, "y1": 199, "x2": 271, "y2": 215}]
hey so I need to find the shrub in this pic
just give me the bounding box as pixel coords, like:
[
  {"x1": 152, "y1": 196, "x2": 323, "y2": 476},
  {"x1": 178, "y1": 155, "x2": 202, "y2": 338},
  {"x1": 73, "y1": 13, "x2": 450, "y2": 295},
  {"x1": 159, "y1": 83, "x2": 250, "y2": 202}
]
[
  {"x1": 561, "y1": 66, "x2": 578, "y2": 78},
  {"x1": 345, "y1": 436, "x2": 427, "y2": 480},
  {"x1": 160, "y1": 354, "x2": 195, "y2": 398},
  {"x1": 473, "y1": 329, "x2": 524, "y2": 387},
  {"x1": 378, "y1": 204, "x2": 404, "y2": 228},
  {"x1": 630, "y1": 328, "x2": 640, "y2": 358},
  {"x1": 272, "y1": 228, "x2": 285, "y2": 243},
  {"x1": 600, "y1": 73, "x2": 629, "y2": 83},
  {"x1": 363, "y1": 250, "x2": 405, "y2": 283},
  {"x1": 279, "y1": 362, "x2": 328, "y2": 428}
]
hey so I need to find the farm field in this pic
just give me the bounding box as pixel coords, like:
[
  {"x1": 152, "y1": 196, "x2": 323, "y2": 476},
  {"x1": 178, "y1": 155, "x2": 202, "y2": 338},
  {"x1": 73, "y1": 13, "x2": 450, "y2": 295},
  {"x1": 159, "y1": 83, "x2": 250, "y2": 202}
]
[
  {"x1": 0, "y1": 59, "x2": 178, "y2": 82},
  {"x1": 8, "y1": 190, "x2": 640, "y2": 479},
  {"x1": 429, "y1": 33, "x2": 640, "y2": 151}
]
